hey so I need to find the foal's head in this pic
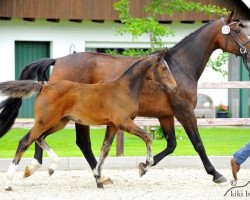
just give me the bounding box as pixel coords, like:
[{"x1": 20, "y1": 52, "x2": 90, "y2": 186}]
[{"x1": 148, "y1": 50, "x2": 177, "y2": 93}]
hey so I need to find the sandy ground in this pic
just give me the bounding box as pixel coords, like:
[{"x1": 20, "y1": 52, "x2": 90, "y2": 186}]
[{"x1": 0, "y1": 168, "x2": 249, "y2": 200}]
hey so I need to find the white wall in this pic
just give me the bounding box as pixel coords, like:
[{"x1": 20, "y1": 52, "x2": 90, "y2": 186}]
[{"x1": 0, "y1": 18, "x2": 228, "y2": 106}]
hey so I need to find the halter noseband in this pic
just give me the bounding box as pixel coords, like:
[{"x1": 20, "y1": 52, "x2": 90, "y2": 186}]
[{"x1": 221, "y1": 18, "x2": 250, "y2": 74}]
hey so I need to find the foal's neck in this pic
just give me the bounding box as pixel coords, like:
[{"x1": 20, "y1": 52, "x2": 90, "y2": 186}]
[{"x1": 117, "y1": 58, "x2": 153, "y2": 100}]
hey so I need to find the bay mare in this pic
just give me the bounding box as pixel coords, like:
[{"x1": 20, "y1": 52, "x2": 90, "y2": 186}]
[
  {"x1": 0, "y1": 9, "x2": 250, "y2": 184},
  {"x1": 1, "y1": 51, "x2": 176, "y2": 190}
]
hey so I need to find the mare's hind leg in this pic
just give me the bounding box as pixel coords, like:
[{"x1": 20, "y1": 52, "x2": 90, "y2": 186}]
[
  {"x1": 24, "y1": 118, "x2": 69, "y2": 178},
  {"x1": 93, "y1": 125, "x2": 117, "y2": 189},
  {"x1": 75, "y1": 124, "x2": 97, "y2": 170},
  {"x1": 5, "y1": 130, "x2": 35, "y2": 191},
  {"x1": 75, "y1": 124, "x2": 113, "y2": 185},
  {"x1": 139, "y1": 117, "x2": 177, "y2": 176},
  {"x1": 118, "y1": 120, "x2": 153, "y2": 176}
]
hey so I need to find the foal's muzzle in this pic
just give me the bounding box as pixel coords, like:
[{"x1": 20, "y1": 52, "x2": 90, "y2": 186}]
[{"x1": 167, "y1": 85, "x2": 177, "y2": 93}]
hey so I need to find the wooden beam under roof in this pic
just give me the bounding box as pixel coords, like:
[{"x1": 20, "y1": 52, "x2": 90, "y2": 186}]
[{"x1": 0, "y1": 0, "x2": 249, "y2": 21}]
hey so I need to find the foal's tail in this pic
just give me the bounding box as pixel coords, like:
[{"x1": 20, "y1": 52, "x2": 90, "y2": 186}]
[
  {"x1": 0, "y1": 81, "x2": 42, "y2": 98},
  {"x1": 0, "y1": 58, "x2": 56, "y2": 138}
]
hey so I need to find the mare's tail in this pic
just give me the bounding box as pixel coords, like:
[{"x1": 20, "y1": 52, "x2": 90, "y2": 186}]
[{"x1": 0, "y1": 58, "x2": 56, "y2": 138}]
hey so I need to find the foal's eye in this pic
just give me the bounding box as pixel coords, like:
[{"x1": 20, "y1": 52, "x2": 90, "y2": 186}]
[
  {"x1": 161, "y1": 67, "x2": 167, "y2": 70},
  {"x1": 234, "y1": 29, "x2": 241, "y2": 33}
]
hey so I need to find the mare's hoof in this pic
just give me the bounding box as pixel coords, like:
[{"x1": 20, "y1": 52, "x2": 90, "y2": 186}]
[
  {"x1": 138, "y1": 162, "x2": 147, "y2": 177},
  {"x1": 97, "y1": 182, "x2": 104, "y2": 189},
  {"x1": 5, "y1": 186, "x2": 12, "y2": 191},
  {"x1": 48, "y1": 168, "x2": 54, "y2": 176},
  {"x1": 213, "y1": 175, "x2": 227, "y2": 184},
  {"x1": 101, "y1": 176, "x2": 114, "y2": 185},
  {"x1": 23, "y1": 166, "x2": 31, "y2": 178}
]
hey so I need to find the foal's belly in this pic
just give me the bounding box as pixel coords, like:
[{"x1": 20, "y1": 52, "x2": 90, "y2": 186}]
[{"x1": 66, "y1": 115, "x2": 110, "y2": 126}]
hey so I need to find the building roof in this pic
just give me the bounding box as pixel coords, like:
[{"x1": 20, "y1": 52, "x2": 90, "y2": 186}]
[{"x1": 0, "y1": 0, "x2": 249, "y2": 22}]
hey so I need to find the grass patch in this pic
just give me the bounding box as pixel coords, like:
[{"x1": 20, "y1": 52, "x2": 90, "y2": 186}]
[{"x1": 0, "y1": 127, "x2": 249, "y2": 158}]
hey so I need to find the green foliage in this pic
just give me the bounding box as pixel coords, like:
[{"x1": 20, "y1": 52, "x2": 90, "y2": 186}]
[
  {"x1": 207, "y1": 52, "x2": 229, "y2": 77},
  {"x1": 114, "y1": 0, "x2": 228, "y2": 51},
  {"x1": 113, "y1": 0, "x2": 229, "y2": 76},
  {"x1": 114, "y1": 0, "x2": 173, "y2": 48},
  {"x1": 106, "y1": 48, "x2": 152, "y2": 56},
  {"x1": 145, "y1": 0, "x2": 228, "y2": 17},
  {"x1": 154, "y1": 126, "x2": 164, "y2": 140}
]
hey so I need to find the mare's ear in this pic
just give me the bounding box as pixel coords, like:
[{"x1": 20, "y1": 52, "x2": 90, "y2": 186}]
[{"x1": 226, "y1": 8, "x2": 236, "y2": 23}]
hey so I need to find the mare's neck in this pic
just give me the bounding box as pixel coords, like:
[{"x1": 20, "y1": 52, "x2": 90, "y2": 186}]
[
  {"x1": 117, "y1": 59, "x2": 153, "y2": 100},
  {"x1": 166, "y1": 20, "x2": 221, "y2": 82}
]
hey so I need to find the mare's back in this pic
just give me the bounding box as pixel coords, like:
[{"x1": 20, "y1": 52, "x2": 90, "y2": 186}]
[{"x1": 50, "y1": 52, "x2": 139, "y2": 84}]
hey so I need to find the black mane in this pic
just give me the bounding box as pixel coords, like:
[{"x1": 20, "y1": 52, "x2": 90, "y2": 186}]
[{"x1": 169, "y1": 21, "x2": 214, "y2": 52}]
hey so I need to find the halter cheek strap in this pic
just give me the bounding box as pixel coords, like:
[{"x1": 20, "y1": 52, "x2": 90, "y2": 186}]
[
  {"x1": 221, "y1": 18, "x2": 248, "y2": 55},
  {"x1": 221, "y1": 18, "x2": 250, "y2": 75}
]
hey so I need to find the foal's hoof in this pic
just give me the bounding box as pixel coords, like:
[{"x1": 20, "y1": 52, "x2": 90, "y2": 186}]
[
  {"x1": 213, "y1": 173, "x2": 227, "y2": 184},
  {"x1": 138, "y1": 162, "x2": 147, "y2": 177},
  {"x1": 97, "y1": 182, "x2": 104, "y2": 189},
  {"x1": 101, "y1": 176, "x2": 114, "y2": 185},
  {"x1": 48, "y1": 168, "x2": 54, "y2": 176},
  {"x1": 5, "y1": 186, "x2": 12, "y2": 191},
  {"x1": 23, "y1": 166, "x2": 31, "y2": 178}
]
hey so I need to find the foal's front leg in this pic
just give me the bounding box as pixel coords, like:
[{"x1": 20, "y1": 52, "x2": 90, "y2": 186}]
[
  {"x1": 93, "y1": 125, "x2": 117, "y2": 189},
  {"x1": 119, "y1": 120, "x2": 153, "y2": 176}
]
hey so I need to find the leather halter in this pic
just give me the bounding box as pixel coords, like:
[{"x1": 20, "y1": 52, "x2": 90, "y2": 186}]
[{"x1": 221, "y1": 18, "x2": 250, "y2": 73}]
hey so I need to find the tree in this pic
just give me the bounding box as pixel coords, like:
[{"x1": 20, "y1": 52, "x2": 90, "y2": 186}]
[
  {"x1": 114, "y1": 0, "x2": 228, "y2": 51},
  {"x1": 111, "y1": 0, "x2": 229, "y2": 75}
]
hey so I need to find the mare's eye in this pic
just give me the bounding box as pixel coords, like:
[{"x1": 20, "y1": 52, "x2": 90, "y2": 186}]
[{"x1": 234, "y1": 29, "x2": 241, "y2": 33}]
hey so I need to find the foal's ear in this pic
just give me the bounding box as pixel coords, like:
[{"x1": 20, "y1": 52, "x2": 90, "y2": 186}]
[
  {"x1": 227, "y1": 8, "x2": 236, "y2": 23},
  {"x1": 158, "y1": 49, "x2": 166, "y2": 60}
]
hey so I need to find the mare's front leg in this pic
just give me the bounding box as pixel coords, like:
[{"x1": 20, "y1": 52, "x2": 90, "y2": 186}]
[
  {"x1": 139, "y1": 116, "x2": 177, "y2": 176},
  {"x1": 93, "y1": 125, "x2": 117, "y2": 189},
  {"x1": 175, "y1": 109, "x2": 227, "y2": 183}
]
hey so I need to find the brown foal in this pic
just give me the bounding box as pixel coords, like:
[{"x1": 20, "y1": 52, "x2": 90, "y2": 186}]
[{"x1": 0, "y1": 50, "x2": 176, "y2": 190}]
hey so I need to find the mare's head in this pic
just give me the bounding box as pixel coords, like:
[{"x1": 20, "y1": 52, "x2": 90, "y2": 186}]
[
  {"x1": 147, "y1": 49, "x2": 177, "y2": 93},
  {"x1": 215, "y1": 9, "x2": 250, "y2": 69}
]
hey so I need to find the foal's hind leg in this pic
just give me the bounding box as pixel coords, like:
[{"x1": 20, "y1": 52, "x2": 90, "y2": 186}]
[
  {"x1": 36, "y1": 140, "x2": 60, "y2": 176},
  {"x1": 24, "y1": 118, "x2": 69, "y2": 178},
  {"x1": 23, "y1": 144, "x2": 43, "y2": 178},
  {"x1": 93, "y1": 125, "x2": 117, "y2": 189},
  {"x1": 5, "y1": 131, "x2": 35, "y2": 191}
]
